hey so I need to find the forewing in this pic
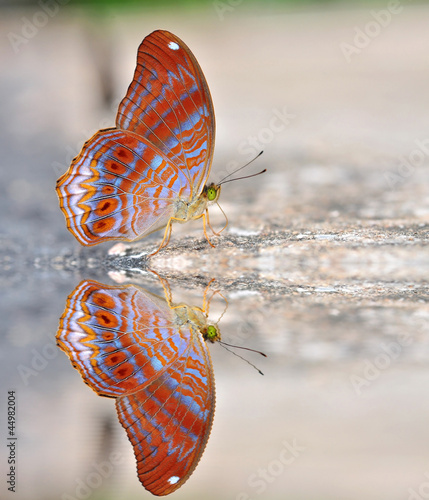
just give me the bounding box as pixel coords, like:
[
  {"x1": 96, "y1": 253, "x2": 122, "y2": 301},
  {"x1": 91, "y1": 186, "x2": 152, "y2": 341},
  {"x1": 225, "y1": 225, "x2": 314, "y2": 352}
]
[
  {"x1": 116, "y1": 30, "x2": 215, "y2": 193},
  {"x1": 116, "y1": 330, "x2": 215, "y2": 496},
  {"x1": 56, "y1": 128, "x2": 189, "y2": 245},
  {"x1": 56, "y1": 280, "x2": 193, "y2": 397}
]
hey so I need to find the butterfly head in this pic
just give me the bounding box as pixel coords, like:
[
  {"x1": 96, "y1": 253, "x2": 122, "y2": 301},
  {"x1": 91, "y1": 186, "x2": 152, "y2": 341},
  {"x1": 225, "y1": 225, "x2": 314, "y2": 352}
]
[
  {"x1": 202, "y1": 324, "x2": 221, "y2": 343},
  {"x1": 203, "y1": 183, "x2": 221, "y2": 204}
]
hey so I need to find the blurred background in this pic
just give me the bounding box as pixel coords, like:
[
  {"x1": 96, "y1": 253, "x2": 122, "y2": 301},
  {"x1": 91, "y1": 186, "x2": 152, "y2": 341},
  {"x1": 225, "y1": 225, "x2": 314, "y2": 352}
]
[{"x1": 1, "y1": 1, "x2": 429, "y2": 499}]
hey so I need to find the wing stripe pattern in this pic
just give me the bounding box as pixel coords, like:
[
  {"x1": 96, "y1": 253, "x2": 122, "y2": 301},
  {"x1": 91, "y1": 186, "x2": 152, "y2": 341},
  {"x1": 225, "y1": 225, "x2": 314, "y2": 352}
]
[
  {"x1": 57, "y1": 281, "x2": 190, "y2": 396},
  {"x1": 116, "y1": 340, "x2": 215, "y2": 495},
  {"x1": 116, "y1": 30, "x2": 215, "y2": 194},
  {"x1": 57, "y1": 280, "x2": 216, "y2": 496},
  {"x1": 57, "y1": 30, "x2": 215, "y2": 246},
  {"x1": 57, "y1": 129, "x2": 189, "y2": 245}
]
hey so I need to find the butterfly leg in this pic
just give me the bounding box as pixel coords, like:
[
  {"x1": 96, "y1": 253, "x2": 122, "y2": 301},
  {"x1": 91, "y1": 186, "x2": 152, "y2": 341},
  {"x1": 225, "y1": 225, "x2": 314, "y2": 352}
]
[
  {"x1": 216, "y1": 202, "x2": 229, "y2": 234},
  {"x1": 148, "y1": 220, "x2": 173, "y2": 257},
  {"x1": 205, "y1": 208, "x2": 220, "y2": 236},
  {"x1": 215, "y1": 291, "x2": 229, "y2": 323},
  {"x1": 150, "y1": 213, "x2": 218, "y2": 255},
  {"x1": 202, "y1": 278, "x2": 216, "y2": 314},
  {"x1": 201, "y1": 212, "x2": 216, "y2": 248},
  {"x1": 204, "y1": 286, "x2": 229, "y2": 322},
  {"x1": 149, "y1": 269, "x2": 174, "y2": 306},
  {"x1": 206, "y1": 204, "x2": 229, "y2": 237}
]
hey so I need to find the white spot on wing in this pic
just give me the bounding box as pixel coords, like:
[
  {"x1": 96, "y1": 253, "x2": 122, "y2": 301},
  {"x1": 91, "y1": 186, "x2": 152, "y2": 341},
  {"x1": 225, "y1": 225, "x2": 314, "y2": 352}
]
[
  {"x1": 168, "y1": 41, "x2": 179, "y2": 50},
  {"x1": 168, "y1": 476, "x2": 180, "y2": 485},
  {"x1": 151, "y1": 356, "x2": 162, "y2": 371}
]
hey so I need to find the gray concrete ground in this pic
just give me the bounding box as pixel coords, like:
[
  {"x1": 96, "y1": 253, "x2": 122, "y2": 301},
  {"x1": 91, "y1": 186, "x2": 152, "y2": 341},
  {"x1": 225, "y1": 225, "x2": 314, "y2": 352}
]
[{"x1": 1, "y1": 3, "x2": 429, "y2": 500}]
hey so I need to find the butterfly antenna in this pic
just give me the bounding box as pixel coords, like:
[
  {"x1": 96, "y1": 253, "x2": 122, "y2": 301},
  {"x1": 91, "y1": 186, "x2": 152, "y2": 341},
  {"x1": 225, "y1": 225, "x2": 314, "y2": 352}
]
[
  {"x1": 219, "y1": 341, "x2": 266, "y2": 375},
  {"x1": 220, "y1": 169, "x2": 267, "y2": 185},
  {"x1": 218, "y1": 151, "x2": 265, "y2": 185}
]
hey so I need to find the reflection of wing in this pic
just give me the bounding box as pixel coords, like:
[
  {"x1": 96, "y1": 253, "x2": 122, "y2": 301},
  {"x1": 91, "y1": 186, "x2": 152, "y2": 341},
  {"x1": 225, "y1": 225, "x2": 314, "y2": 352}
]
[
  {"x1": 116, "y1": 30, "x2": 215, "y2": 194},
  {"x1": 56, "y1": 129, "x2": 190, "y2": 245},
  {"x1": 57, "y1": 280, "x2": 216, "y2": 496},
  {"x1": 117, "y1": 332, "x2": 215, "y2": 495}
]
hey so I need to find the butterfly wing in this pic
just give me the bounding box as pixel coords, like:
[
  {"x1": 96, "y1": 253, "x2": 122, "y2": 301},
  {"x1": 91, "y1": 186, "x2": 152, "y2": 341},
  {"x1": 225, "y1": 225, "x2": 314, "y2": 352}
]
[
  {"x1": 57, "y1": 280, "x2": 194, "y2": 396},
  {"x1": 116, "y1": 30, "x2": 215, "y2": 194},
  {"x1": 56, "y1": 128, "x2": 189, "y2": 245},
  {"x1": 57, "y1": 280, "x2": 215, "y2": 496},
  {"x1": 57, "y1": 30, "x2": 215, "y2": 245},
  {"x1": 116, "y1": 329, "x2": 215, "y2": 496}
]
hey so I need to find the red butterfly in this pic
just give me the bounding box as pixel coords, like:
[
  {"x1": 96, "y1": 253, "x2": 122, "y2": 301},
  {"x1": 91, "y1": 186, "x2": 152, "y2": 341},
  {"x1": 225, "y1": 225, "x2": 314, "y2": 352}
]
[
  {"x1": 56, "y1": 30, "x2": 223, "y2": 254},
  {"x1": 57, "y1": 277, "x2": 221, "y2": 495}
]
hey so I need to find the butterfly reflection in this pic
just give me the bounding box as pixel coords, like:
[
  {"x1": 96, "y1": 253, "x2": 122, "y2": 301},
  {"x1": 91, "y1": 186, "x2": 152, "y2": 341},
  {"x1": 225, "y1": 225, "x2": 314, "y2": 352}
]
[{"x1": 57, "y1": 278, "x2": 222, "y2": 496}]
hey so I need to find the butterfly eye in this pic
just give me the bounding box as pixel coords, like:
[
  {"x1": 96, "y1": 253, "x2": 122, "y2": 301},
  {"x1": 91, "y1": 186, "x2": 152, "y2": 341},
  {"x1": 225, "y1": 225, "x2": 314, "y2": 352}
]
[
  {"x1": 207, "y1": 186, "x2": 218, "y2": 201},
  {"x1": 206, "y1": 324, "x2": 218, "y2": 341}
]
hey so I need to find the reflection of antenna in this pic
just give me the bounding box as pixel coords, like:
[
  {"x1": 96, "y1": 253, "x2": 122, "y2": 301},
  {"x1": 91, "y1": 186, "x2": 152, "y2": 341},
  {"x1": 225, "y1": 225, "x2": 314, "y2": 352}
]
[
  {"x1": 219, "y1": 341, "x2": 266, "y2": 376},
  {"x1": 218, "y1": 151, "x2": 265, "y2": 186}
]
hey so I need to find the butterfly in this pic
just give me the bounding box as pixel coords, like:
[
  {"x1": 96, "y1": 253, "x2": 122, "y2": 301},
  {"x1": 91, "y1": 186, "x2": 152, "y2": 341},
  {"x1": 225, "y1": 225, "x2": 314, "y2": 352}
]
[
  {"x1": 57, "y1": 278, "x2": 221, "y2": 496},
  {"x1": 56, "y1": 30, "x2": 222, "y2": 254}
]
